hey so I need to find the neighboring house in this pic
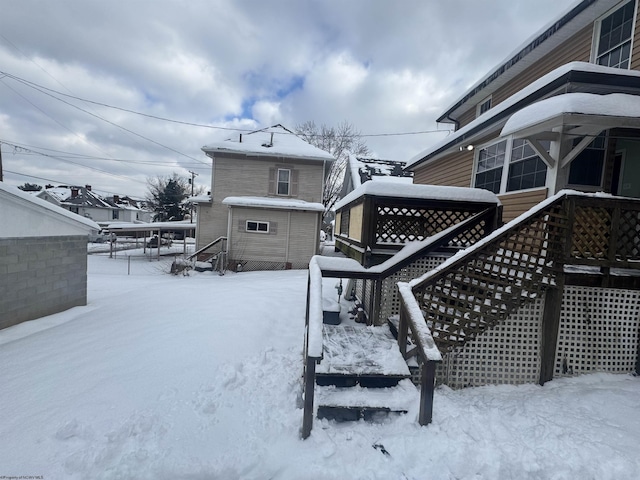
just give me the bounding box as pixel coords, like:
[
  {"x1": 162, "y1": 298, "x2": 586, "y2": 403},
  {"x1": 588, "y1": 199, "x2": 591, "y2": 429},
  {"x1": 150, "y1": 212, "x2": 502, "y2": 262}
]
[
  {"x1": 407, "y1": 0, "x2": 640, "y2": 221},
  {"x1": 103, "y1": 195, "x2": 152, "y2": 223},
  {"x1": 339, "y1": 153, "x2": 413, "y2": 199},
  {"x1": 194, "y1": 124, "x2": 335, "y2": 271},
  {"x1": 37, "y1": 186, "x2": 151, "y2": 223},
  {"x1": 0, "y1": 183, "x2": 100, "y2": 329}
]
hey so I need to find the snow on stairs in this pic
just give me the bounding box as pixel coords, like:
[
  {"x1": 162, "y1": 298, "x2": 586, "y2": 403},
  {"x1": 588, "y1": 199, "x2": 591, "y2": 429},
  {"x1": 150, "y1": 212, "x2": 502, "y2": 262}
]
[{"x1": 315, "y1": 324, "x2": 418, "y2": 421}]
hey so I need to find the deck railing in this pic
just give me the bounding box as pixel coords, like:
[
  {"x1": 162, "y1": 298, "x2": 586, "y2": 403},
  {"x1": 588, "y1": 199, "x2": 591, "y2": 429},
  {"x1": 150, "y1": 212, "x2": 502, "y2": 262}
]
[
  {"x1": 301, "y1": 207, "x2": 495, "y2": 438},
  {"x1": 399, "y1": 190, "x2": 640, "y2": 390}
]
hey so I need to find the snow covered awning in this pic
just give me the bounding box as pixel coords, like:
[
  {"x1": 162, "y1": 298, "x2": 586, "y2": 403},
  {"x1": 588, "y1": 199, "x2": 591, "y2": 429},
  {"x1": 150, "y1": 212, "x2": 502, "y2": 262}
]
[
  {"x1": 222, "y1": 196, "x2": 325, "y2": 212},
  {"x1": 502, "y1": 93, "x2": 640, "y2": 139},
  {"x1": 501, "y1": 92, "x2": 640, "y2": 169}
]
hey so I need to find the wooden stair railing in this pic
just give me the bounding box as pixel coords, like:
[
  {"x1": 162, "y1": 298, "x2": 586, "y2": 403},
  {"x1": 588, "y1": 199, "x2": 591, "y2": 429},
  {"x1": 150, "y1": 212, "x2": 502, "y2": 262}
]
[
  {"x1": 301, "y1": 207, "x2": 495, "y2": 438},
  {"x1": 188, "y1": 236, "x2": 227, "y2": 274},
  {"x1": 398, "y1": 190, "x2": 640, "y2": 423}
]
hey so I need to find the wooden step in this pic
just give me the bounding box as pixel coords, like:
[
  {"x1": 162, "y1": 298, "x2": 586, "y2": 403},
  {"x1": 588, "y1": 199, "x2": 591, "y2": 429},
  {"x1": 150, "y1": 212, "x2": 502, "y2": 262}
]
[{"x1": 316, "y1": 379, "x2": 418, "y2": 422}]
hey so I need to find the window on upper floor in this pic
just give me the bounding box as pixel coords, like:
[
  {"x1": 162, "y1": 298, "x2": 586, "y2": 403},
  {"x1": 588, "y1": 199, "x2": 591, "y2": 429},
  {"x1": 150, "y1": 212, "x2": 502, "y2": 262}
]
[
  {"x1": 277, "y1": 168, "x2": 291, "y2": 195},
  {"x1": 593, "y1": 0, "x2": 636, "y2": 69},
  {"x1": 474, "y1": 138, "x2": 549, "y2": 194},
  {"x1": 477, "y1": 96, "x2": 492, "y2": 118},
  {"x1": 568, "y1": 133, "x2": 607, "y2": 188},
  {"x1": 112, "y1": 209, "x2": 119, "y2": 220}
]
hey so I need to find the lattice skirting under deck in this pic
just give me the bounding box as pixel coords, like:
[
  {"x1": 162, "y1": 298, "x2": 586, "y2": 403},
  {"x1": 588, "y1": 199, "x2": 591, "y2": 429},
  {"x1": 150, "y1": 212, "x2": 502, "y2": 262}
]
[{"x1": 427, "y1": 286, "x2": 640, "y2": 388}]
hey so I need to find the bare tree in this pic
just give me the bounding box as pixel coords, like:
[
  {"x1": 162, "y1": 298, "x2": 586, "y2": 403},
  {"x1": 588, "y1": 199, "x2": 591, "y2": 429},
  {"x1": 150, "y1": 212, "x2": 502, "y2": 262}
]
[{"x1": 295, "y1": 120, "x2": 370, "y2": 211}]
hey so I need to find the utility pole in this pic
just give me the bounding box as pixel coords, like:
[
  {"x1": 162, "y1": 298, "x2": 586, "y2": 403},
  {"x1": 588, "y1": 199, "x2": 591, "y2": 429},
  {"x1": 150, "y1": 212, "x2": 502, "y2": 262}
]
[{"x1": 188, "y1": 170, "x2": 198, "y2": 223}]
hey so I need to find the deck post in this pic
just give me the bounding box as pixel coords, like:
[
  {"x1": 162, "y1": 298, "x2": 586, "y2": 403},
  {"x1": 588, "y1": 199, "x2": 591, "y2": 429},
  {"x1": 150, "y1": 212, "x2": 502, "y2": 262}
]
[
  {"x1": 418, "y1": 359, "x2": 436, "y2": 425},
  {"x1": 398, "y1": 305, "x2": 409, "y2": 358},
  {"x1": 539, "y1": 274, "x2": 565, "y2": 385},
  {"x1": 301, "y1": 356, "x2": 316, "y2": 439}
]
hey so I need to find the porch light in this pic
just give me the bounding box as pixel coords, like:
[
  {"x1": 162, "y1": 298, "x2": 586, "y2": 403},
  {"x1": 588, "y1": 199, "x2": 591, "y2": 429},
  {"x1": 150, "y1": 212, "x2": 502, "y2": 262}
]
[{"x1": 459, "y1": 144, "x2": 474, "y2": 152}]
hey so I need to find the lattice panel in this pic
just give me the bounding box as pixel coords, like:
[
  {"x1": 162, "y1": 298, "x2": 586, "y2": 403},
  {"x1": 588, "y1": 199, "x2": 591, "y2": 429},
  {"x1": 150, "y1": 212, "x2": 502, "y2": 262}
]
[
  {"x1": 571, "y1": 206, "x2": 611, "y2": 259},
  {"x1": 436, "y1": 299, "x2": 544, "y2": 388},
  {"x1": 375, "y1": 207, "x2": 481, "y2": 245},
  {"x1": 413, "y1": 202, "x2": 568, "y2": 352},
  {"x1": 378, "y1": 254, "x2": 450, "y2": 325},
  {"x1": 616, "y1": 209, "x2": 640, "y2": 261},
  {"x1": 554, "y1": 286, "x2": 640, "y2": 376}
]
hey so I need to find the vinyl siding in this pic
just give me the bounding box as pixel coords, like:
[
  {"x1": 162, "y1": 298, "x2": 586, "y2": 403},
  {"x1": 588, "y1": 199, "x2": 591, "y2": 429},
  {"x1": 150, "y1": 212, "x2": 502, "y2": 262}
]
[
  {"x1": 228, "y1": 207, "x2": 319, "y2": 265},
  {"x1": 457, "y1": 24, "x2": 593, "y2": 129},
  {"x1": 287, "y1": 211, "x2": 321, "y2": 265},
  {"x1": 498, "y1": 187, "x2": 548, "y2": 223},
  {"x1": 630, "y1": 2, "x2": 640, "y2": 70},
  {"x1": 413, "y1": 149, "x2": 474, "y2": 187}
]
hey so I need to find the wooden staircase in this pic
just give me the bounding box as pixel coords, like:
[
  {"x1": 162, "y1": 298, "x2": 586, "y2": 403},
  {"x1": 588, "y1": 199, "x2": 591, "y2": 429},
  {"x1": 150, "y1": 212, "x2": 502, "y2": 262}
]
[{"x1": 313, "y1": 324, "x2": 417, "y2": 421}]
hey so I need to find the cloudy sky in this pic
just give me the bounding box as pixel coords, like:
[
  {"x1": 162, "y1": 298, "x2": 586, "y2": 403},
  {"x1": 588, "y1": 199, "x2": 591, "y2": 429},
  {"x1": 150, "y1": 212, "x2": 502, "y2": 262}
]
[{"x1": 0, "y1": 0, "x2": 578, "y2": 199}]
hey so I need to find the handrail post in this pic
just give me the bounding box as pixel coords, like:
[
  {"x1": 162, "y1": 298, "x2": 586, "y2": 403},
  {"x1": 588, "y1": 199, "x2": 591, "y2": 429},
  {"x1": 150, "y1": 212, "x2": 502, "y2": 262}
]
[
  {"x1": 418, "y1": 360, "x2": 437, "y2": 425},
  {"x1": 301, "y1": 356, "x2": 316, "y2": 439},
  {"x1": 398, "y1": 303, "x2": 409, "y2": 358}
]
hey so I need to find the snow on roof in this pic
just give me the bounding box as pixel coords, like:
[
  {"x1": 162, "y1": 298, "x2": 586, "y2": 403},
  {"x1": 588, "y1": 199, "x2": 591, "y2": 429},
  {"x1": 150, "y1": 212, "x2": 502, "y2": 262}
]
[
  {"x1": 0, "y1": 182, "x2": 100, "y2": 232},
  {"x1": 106, "y1": 221, "x2": 196, "y2": 231},
  {"x1": 334, "y1": 181, "x2": 500, "y2": 211},
  {"x1": 407, "y1": 62, "x2": 640, "y2": 170},
  {"x1": 501, "y1": 92, "x2": 640, "y2": 136},
  {"x1": 222, "y1": 196, "x2": 325, "y2": 212},
  {"x1": 189, "y1": 194, "x2": 212, "y2": 203},
  {"x1": 347, "y1": 154, "x2": 413, "y2": 190},
  {"x1": 202, "y1": 124, "x2": 336, "y2": 162}
]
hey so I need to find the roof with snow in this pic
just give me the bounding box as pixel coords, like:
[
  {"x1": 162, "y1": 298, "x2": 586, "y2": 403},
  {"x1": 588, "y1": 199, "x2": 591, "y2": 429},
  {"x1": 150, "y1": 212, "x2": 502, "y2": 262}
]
[
  {"x1": 334, "y1": 182, "x2": 500, "y2": 211},
  {"x1": 347, "y1": 155, "x2": 413, "y2": 190},
  {"x1": 38, "y1": 186, "x2": 113, "y2": 209},
  {"x1": 438, "y1": 0, "x2": 617, "y2": 123},
  {"x1": 0, "y1": 183, "x2": 100, "y2": 237},
  {"x1": 222, "y1": 196, "x2": 325, "y2": 212},
  {"x1": 406, "y1": 62, "x2": 640, "y2": 170},
  {"x1": 202, "y1": 124, "x2": 336, "y2": 162},
  {"x1": 501, "y1": 92, "x2": 640, "y2": 137}
]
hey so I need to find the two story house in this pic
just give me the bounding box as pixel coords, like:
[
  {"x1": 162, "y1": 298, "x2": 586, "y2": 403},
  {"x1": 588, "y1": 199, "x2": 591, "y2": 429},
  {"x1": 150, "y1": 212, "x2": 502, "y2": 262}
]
[
  {"x1": 194, "y1": 125, "x2": 334, "y2": 271},
  {"x1": 407, "y1": 0, "x2": 640, "y2": 221}
]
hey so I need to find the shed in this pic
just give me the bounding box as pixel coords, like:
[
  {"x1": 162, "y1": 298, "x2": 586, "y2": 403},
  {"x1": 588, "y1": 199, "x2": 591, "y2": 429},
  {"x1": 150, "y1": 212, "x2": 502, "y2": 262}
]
[{"x1": 0, "y1": 183, "x2": 99, "y2": 329}]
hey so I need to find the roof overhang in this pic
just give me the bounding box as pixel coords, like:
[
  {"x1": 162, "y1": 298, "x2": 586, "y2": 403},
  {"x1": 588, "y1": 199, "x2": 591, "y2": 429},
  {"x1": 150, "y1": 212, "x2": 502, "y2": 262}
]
[
  {"x1": 438, "y1": 0, "x2": 610, "y2": 123},
  {"x1": 407, "y1": 64, "x2": 640, "y2": 171}
]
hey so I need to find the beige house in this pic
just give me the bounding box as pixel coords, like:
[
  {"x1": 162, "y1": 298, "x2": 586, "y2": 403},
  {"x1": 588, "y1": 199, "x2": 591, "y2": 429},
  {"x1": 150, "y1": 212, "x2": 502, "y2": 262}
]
[
  {"x1": 194, "y1": 125, "x2": 334, "y2": 271},
  {"x1": 407, "y1": 0, "x2": 640, "y2": 221}
]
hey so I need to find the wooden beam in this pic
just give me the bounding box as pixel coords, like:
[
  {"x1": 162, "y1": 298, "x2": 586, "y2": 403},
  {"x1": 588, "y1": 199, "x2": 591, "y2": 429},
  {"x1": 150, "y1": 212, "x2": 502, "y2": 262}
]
[
  {"x1": 559, "y1": 131, "x2": 602, "y2": 169},
  {"x1": 527, "y1": 137, "x2": 556, "y2": 168}
]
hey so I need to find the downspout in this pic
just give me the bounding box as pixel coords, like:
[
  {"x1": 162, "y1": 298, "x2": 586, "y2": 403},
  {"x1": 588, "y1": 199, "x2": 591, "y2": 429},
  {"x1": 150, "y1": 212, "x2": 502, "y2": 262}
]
[
  {"x1": 285, "y1": 211, "x2": 291, "y2": 265},
  {"x1": 226, "y1": 206, "x2": 232, "y2": 260}
]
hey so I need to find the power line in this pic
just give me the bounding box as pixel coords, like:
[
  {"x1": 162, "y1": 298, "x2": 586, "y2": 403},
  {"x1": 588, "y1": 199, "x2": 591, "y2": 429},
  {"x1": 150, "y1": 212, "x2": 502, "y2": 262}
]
[{"x1": 0, "y1": 70, "x2": 455, "y2": 139}]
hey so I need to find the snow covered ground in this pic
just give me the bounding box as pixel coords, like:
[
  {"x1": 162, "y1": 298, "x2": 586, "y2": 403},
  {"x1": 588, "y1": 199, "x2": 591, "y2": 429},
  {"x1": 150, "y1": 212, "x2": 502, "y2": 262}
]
[{"x1": 1, "y1": 253, "x2": 639, "y2": 479}]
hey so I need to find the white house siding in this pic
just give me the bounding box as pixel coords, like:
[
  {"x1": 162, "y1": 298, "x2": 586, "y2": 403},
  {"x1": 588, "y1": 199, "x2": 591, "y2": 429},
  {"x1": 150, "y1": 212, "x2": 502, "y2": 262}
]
[
  {"x1": 287, "y1": 211, "x2": 321, "y2": 268},
  {"x1": 227, "y1": 207, "x2": 319, "y2": 270},
  {"x1": 211, "y1": 156, "x2": 324, "y2": 204}
]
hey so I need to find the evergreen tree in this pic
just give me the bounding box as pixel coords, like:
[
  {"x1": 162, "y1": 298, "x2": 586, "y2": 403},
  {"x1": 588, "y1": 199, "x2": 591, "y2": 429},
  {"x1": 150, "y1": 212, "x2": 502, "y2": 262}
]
[{"x1": 146, "y1": 173, "x2": 190, "y2": 222}]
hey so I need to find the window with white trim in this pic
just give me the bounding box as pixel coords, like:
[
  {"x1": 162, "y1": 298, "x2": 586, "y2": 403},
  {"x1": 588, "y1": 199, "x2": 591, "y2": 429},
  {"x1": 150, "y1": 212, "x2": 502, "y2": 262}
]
[
  {"x1": 246, "y1": 220, "x2": 270, "y2": 233},
  {"x1": 277, "y1": 168, "x2": 291, "y2": 195},
  {"x1": 474, "y1": 138, "x2": 549, "y2": 194},
  {"x1": 507, "y1": 139, "x2": 549, "y2": 192},
  {"x1": 594, "y1": 0, "x2": 636, "y2": 69},
  {"x1": 475, "y1": 140, "x2": 507, "y2": 194}
]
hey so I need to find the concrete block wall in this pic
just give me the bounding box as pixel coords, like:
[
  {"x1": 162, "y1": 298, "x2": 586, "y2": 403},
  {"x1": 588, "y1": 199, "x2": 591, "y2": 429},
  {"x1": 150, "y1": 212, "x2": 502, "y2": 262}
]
[{"x1": 0, "y1": 235, "x2": 88, "y2": 329}]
